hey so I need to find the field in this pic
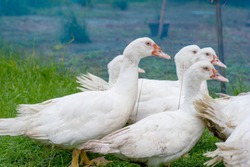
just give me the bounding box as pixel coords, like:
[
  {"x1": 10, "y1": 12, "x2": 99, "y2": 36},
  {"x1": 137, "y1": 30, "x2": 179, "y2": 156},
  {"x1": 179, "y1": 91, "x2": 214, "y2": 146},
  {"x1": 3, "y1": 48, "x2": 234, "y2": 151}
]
[{"x1": 0, "y1": 0, "x2": 249, "y2": 166}]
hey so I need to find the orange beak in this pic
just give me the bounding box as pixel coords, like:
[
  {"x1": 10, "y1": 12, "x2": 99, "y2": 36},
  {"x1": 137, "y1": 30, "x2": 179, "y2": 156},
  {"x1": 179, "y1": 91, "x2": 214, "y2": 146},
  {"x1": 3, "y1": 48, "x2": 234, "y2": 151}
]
[
  {"x1": 152, "y1": 44, "x2": 171, "y2": 60},
  {"x1": 211, "y1": 55, "x2": 227, "y2": 68},
  {"x1": 210, "y1": 68, "x2": 229, "y2": 82}
]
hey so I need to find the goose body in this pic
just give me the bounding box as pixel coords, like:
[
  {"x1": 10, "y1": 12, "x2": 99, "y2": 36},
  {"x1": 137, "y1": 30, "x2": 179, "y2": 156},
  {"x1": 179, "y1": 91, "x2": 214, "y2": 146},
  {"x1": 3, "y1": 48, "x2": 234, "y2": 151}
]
[
  {"x1": 0, "y1": 37, "x2": 170, "y2": 167},
  {"x1": 204, "y1": 114, "x2": 250, "y2": 167},
  {"x1": 81, "y1": 61, "x2": 229, "y2": 167},
  {"x1": 195, "y1": 92, "x2": 250, "y2": 141}
]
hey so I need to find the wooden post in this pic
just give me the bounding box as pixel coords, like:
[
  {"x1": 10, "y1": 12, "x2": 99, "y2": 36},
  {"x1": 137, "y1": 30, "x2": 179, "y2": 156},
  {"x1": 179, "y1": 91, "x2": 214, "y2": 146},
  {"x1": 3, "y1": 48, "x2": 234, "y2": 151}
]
[
  {"x1": 215, "y1": 0, "x2": 226, "y2": 93},
  {"x1": 158, "y1": 0, "x2": 167, "y2": 38}
]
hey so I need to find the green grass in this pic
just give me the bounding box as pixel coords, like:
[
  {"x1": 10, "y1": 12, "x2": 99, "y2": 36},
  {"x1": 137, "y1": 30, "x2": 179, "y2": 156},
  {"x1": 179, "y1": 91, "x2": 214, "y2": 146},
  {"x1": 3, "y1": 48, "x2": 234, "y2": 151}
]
[{"x1": 0, "y1": 47, "x2": 241, "y2": 167}]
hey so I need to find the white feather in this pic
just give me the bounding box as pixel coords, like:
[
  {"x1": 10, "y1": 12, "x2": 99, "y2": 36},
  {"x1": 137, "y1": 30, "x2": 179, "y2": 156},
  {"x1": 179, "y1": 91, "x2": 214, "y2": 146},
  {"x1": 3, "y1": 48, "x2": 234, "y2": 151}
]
[{"x1": 81, "y1": 61, "x2": 227, "y2": 166}]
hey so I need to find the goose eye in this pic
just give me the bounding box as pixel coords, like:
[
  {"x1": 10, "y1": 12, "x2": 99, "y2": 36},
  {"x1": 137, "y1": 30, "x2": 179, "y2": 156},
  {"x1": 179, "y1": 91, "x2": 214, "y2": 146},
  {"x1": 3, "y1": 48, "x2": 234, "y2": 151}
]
[
  {"x1": 203, "y1": 67, "x2": 209, "y2": 71},
  {"x1": 206, "y1": 53, "x2": 210, "y2": 56},
  {"x1": 145, "y1": 42, "x2": 151, "y2": 46},
  {"x1": 193, "y1": 50, "x2": 197, "y2": 54}
]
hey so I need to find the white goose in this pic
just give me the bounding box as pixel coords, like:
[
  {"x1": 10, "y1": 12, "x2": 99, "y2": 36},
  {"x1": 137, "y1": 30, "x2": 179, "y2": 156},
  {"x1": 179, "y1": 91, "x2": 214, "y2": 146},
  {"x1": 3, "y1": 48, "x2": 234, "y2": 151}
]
[
  {"x1": 80, "y1": 61, "x2": 229, "y2": 167},
  {"x1": 0, "y1": 37, "x2": 170, "y2": 167},
  {"x1": 203, "y1": 114, "x2": 250, "y2": 167},
  {"x1": 129, "y1": 47, "x2": 227, "y2": 123},
  {"x1": 195, "y1": 92, "x2": 250, "y2": 141}
]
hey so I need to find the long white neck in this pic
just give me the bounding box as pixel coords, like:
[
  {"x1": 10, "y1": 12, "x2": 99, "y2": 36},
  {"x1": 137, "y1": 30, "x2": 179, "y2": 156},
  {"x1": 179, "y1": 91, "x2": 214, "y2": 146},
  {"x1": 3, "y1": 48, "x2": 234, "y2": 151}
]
[
  {"x1": 200, "y1": 81, "x2": 209, "y2": 95},
  {"x1": 176, "y1": 62, "x2": 184, "y2": 82},
  {"x1": 108, "y1": 70, "x2": 118, "y2": 88},
  {"x1": 179, "y1": 75, "x2": 204, "y2": 115},
  {"x1": 176, "y1": 59, "x2": 209, "y2": 96},
  {"x1": 112, "y1": 54, "x2": 139, "y2": 97},
  {"x1": 176, "y1": 59, "x2": 194, "y2": 84},
  {"x1": 183, "y1": 75, "x2": 203, "y2": 103}
]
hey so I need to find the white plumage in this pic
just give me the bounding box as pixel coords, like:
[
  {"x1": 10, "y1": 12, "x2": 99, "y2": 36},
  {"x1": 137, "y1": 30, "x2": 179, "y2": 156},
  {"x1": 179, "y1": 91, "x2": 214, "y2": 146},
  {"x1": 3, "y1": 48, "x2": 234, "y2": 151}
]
[
  {"x1": 203, "y1": 114, "x2": 250, "y2": 167},
  {"x1": 77, "y1": 72, "x2": 109, "y2": 91},
  {"x1": 81, "y1": 61, "x2": 229, "y2": 167},
  {"x1": 195, "y1": 92, "x2": 250, "y2": 141},
  {"x1": 75, "y1": 45, "x2": 227, "y2": 124},
  {"x1": 129, "y1": 46, "x2": 227, "y2": 123}
]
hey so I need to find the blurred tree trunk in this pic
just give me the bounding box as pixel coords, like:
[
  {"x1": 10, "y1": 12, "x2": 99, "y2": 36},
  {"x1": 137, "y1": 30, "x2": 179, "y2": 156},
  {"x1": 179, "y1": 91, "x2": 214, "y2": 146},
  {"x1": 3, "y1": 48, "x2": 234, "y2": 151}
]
[
  {"x1": 215, "y1": 0, "x2": 227, "y2": 93},
  {"x1": 247, "y1": 10, "x2": 250, "y2": 27},
  {"x1": 158, "y1": 0, "x2": 167, "y2": 38}
]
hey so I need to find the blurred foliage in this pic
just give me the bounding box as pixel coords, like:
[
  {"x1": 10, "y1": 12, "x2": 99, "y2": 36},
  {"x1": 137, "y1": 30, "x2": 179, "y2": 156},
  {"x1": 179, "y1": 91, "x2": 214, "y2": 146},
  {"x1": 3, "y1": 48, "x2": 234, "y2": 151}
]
[
  {"x1": 112, "y1": 0, "x2": 128, "y2": 10},
  {"x1": 75, "y1": 0, "x2": 92, "y2": 7},
  {"x1": 0, "y1": 0, "x2": 29, "y2": 16},
  {"x1": 0, "y1": 0, "x2": 249, "y2": 16},
  {"x1": 0, "y1": 0, "x2": 68, "y2": 16},
  {"x1": 61, "y1": 12, "x2": 91, "y2": 43},
  {"x1": 225, "y1": 0, "x2": 250, "y2": 7},
  {"x1": 27, "y1": 0, "x2": 64, "y2": 8}
]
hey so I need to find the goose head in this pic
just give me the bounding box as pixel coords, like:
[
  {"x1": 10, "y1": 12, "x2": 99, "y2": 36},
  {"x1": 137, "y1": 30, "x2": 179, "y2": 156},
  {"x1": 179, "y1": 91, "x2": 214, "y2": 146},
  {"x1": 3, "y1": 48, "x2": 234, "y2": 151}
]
[
  {"x1": 174, "y1": 45, "x2": 201, "y2": 80},
  {"x1": 196, "y1": 47, "x2": 227, "y2": 68},
  {"x1": 186, "y1": 61, "x2": 229, "y2": 83},
  {"x1": 174, "y1": 44, "x2": 201, "y2": 66},
  {"x1": 123, "y1": 37, "x2": 171, "y2": 61},
  {"x1": 183, "y1": 61, "x2": 228, "y2": 100}
]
